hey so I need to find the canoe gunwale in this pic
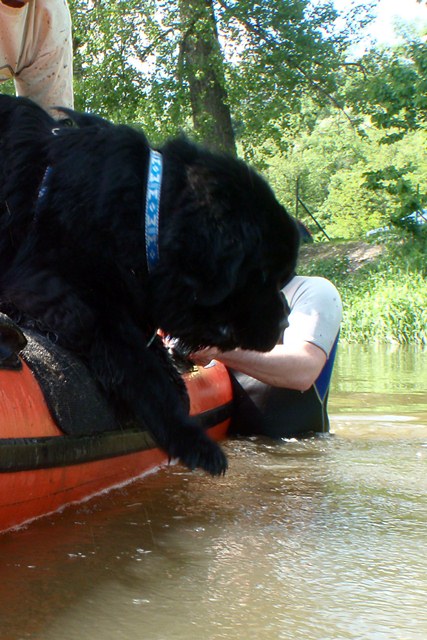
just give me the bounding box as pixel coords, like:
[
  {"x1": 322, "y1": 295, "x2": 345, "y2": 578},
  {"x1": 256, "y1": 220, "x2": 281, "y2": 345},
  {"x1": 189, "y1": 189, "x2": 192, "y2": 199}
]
[{"x1": 0, "y1": 401, "x2": 232, "y2": 473}]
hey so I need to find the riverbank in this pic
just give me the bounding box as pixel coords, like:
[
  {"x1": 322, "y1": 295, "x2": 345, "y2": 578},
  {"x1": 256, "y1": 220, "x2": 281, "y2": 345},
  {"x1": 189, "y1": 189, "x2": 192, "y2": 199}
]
[
  {"x1": 298, "y1": 240, "x2": 384, "y2": 273},
  {"x1": 297, "y1": 234, "x2": 427, "y2": 345}
]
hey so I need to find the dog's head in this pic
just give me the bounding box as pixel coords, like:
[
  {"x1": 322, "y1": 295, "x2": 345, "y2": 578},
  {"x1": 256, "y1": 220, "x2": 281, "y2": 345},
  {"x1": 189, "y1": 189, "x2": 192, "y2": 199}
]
[{"x1": 148, "y1": 140, "x2": 300, "y2": 353}]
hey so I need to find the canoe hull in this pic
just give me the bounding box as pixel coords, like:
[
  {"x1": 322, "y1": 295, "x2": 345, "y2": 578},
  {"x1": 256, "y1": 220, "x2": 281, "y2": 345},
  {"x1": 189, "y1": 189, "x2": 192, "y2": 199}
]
[{"x1": 0, "y1": 361, "x2": 232, "y2": 533}]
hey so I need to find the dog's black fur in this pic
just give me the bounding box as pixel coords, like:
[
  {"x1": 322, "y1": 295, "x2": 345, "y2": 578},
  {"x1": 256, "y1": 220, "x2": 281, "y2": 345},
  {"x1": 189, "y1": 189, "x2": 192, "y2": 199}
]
[{"x1": 0, "y1": 95, "x2": 299, "y2": 475}]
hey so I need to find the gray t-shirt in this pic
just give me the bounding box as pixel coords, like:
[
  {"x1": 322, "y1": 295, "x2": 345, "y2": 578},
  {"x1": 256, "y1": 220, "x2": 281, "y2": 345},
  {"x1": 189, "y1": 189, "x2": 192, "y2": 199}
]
[{"x1": 282, "y1": 275, "x2": 342, "y2": 357}]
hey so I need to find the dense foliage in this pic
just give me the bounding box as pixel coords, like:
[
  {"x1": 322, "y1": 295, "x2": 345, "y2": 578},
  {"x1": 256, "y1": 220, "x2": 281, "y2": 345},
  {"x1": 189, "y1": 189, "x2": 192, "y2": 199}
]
[
  {"x1": 299, "y1": 231, "x2": 427, "y2": 345},
  {"x1": 65, "y1": 0, "x2": 426, "y2": 240},
  {"x1": 1, "y1": 1, "x2": 424, "y2": 235},
  {"x1": 68, "y1": 1, "x2": 372, "y2": 141},
  {"x1": 265, "y1": 107, "x2": 426, "y2": 239}
]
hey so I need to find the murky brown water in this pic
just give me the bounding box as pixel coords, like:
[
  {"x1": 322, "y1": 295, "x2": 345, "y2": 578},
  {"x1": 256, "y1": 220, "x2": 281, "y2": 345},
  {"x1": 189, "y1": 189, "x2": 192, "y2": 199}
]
[{"x1": 0, "y1": 345, "x2": 426, "y2": 640}]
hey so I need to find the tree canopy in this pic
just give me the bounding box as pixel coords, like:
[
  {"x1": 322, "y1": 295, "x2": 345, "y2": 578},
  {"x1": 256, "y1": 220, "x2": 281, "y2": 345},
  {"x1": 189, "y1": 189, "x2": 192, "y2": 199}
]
[
  {"x1": 68, "y1": 0, "x2": 373, "y2": 150},
  {"x1": 2, "y1": 0, "x2": 425, "y2": 240}
]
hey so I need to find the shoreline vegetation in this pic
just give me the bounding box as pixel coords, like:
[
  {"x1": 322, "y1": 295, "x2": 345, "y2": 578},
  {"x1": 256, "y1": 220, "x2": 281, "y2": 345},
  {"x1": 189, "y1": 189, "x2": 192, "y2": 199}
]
[{"x1": 297, "y1": 231, "x2": 427, "y2": 346}]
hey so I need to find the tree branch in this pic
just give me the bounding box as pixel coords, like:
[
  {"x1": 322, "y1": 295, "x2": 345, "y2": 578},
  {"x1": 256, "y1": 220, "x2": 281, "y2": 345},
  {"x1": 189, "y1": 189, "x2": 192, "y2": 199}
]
[{"x1": 215, "y1": 0, "x2": 357, "y2": 125}]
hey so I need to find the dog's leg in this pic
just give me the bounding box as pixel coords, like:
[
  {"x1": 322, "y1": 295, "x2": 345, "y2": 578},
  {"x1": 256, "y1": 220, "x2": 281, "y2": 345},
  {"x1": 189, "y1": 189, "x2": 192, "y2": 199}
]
[{"x1": 88, "y1": 329, "x2": 228, "y2": 476}]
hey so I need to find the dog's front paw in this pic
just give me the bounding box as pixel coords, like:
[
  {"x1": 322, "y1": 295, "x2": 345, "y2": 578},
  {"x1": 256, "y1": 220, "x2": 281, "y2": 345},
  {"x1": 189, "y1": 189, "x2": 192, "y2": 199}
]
[{"x1": 169, "y1": 424, "x2": 228, "y2": 476}]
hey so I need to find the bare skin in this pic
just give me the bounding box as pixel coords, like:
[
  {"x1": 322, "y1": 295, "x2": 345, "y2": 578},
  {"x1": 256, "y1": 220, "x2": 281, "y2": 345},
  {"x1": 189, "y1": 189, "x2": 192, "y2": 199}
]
[{"x1": 190, "y1": 341, "x2": 327, "y2": 392}]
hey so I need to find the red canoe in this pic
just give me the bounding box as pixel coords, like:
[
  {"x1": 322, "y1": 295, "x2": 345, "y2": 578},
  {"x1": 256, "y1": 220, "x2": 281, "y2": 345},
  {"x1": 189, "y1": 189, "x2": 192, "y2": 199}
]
[{"x1": 0, "y1": 356, "x2": 232, "y2": 534}]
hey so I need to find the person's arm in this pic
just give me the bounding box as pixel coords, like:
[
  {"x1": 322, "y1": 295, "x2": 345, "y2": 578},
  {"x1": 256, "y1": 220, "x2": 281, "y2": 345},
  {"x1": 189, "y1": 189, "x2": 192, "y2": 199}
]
[
  {"x1": 10, "y1": 0, "x2": 74, "y2": 112},
  {"x1": 191, "y1": 342, "x2": 327, "y2": 392}
]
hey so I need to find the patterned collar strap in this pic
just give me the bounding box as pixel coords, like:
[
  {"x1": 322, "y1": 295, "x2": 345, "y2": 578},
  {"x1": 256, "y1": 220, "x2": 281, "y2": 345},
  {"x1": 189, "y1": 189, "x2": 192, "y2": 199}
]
[{"x1": 145, "y1": 149, "x2": 163, "y2": 273}]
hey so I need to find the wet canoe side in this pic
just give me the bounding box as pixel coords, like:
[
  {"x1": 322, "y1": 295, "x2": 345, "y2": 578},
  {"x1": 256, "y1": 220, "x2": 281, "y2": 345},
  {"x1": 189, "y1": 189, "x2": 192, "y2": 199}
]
[{"x1": 0, "y1": 360, "x2": 232, "y2": 533}]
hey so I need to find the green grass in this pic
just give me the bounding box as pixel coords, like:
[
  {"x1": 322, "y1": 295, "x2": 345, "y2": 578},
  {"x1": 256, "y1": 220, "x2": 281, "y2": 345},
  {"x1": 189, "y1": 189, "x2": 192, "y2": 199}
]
[{"x1": 299, "y1": 231, "x2": 427, "y2": 345}]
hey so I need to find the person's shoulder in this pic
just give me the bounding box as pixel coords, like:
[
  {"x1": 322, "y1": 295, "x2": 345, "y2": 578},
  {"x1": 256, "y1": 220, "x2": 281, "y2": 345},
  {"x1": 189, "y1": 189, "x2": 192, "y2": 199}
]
[
  {"x1": 284, "y1": 274, "x2": 339, "y2": 297},
  {"x1": 303, "y1": 275, "x2": 340, "y2": 296},
  {"x1": 283, "y1": 275, "x2": 342, "y2": 314}
]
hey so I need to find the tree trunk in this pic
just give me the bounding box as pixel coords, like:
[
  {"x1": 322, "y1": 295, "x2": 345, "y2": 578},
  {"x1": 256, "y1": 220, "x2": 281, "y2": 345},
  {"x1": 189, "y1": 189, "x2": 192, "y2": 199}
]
[{"x1": 178, "y1": 0, "x2": 237, "y2": 156}]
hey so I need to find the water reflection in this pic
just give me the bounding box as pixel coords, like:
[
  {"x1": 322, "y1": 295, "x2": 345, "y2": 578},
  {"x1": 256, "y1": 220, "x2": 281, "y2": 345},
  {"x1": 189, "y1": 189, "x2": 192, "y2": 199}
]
[
  {"x1": 333, "y1": 343, "x2": 427, "y2": 415},
  {"x1": 0, "y1": 345, "x2": 426, "y2": 640}
]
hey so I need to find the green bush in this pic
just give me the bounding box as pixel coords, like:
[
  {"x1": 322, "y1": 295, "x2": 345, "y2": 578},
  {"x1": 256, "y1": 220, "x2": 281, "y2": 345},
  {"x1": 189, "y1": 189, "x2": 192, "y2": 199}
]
[
  {"x1": 341, "y1": 271, "x2": 427, "y2": 344},
  {"x1": 299, "y1": 234, "x2": 427, "y2": 344}
]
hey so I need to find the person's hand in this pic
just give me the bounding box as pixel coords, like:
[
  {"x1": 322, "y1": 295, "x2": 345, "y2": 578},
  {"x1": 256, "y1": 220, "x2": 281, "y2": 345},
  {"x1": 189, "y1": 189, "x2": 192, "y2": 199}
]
[{"x1": 190, "y1": 347, "x2": 221, "y2": 366}]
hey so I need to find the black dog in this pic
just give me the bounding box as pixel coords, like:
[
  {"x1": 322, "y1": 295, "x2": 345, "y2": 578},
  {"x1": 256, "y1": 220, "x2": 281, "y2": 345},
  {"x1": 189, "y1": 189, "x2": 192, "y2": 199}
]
[{"x1": 0, "y1": 95, "x2": 299, "y2": 475}]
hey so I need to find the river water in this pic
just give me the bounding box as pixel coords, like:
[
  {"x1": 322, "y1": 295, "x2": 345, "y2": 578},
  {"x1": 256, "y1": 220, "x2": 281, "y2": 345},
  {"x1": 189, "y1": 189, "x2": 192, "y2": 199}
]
[{"x1": 0, "y1": 345, "x2": 426, "y2": 640}]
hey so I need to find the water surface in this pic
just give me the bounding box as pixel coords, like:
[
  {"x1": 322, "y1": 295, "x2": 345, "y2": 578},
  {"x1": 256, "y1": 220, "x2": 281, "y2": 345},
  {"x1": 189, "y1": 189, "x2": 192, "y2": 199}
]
[{"x1": 0, "y1": 345, "x2": 426, "y2": 640}]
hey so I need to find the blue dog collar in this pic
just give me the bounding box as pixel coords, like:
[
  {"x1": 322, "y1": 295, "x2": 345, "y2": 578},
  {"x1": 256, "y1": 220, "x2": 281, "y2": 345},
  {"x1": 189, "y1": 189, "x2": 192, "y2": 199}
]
[{"x1": 145, "y1": 149, "x2": 163, "y2": 272}]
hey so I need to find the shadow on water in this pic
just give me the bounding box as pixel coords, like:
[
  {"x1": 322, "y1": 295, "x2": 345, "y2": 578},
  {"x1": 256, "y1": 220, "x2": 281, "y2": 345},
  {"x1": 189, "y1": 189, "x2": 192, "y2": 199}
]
[{"x1": 0, "y1": 344, "x2": 426, "y2": 640}]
